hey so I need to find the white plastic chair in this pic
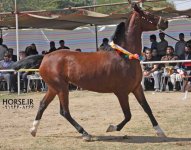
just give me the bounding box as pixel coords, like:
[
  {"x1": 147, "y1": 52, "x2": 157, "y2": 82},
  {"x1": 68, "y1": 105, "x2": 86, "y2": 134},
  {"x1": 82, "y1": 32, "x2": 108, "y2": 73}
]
[{"x1": 27, "y1": 72, "x2": 44, "y2": 92}]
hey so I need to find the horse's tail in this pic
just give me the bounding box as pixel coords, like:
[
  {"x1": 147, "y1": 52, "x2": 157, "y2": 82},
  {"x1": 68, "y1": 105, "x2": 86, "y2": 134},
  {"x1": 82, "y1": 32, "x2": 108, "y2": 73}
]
[{"x1": 11, "y1": 55, "x2": 44, "y2": 70}]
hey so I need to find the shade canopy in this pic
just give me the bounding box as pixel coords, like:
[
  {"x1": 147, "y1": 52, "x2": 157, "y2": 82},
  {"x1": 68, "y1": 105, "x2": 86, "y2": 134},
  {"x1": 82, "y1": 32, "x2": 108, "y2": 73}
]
[
  {"x1": 0, "y1": 9, "x2": 129, "y2": 30},
  {"x1": 147, "y1": 6, "x2": 191, "y2": 19},
  {"x1": 0, "y1": 6, "x2": 190, "y2": 30}
]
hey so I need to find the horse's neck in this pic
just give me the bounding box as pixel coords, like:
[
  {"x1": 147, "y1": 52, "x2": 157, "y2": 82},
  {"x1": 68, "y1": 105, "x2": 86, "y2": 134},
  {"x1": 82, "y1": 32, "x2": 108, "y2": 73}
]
[
  {"x1": 126, "y1": 30, "x2": 142, "y2": 55},
  {"x1": 124, "y1": 13, "x2": 142, "y2": 55}
]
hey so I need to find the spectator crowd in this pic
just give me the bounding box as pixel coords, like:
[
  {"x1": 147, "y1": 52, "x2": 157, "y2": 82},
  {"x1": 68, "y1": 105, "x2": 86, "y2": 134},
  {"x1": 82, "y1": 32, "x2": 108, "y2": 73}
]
[
  {"x1": 0, "y1": 39, "x2": 79, "y2": 93},
  {"x1": 142, "y1": 32, "x2": 191, "y2": 92},
  {"x1": 0, "y1": 32, "x2": 191, "y2": 93}
]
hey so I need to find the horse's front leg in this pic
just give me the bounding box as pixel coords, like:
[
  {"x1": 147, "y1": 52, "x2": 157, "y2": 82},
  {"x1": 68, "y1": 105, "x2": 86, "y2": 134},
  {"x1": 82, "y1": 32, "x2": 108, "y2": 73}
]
[
  {"x1": 107, "y1": 92, "x2": 131, "y2": 132},
  {"x1": 58, "y1": 85, "x2": 91, "y2": 141},
  {"x1": 30, "y1": 88, "x2": 56, "y2": 137},
  {"x1": 133, "y1": 84, "x2": 166, "y2": 137}
]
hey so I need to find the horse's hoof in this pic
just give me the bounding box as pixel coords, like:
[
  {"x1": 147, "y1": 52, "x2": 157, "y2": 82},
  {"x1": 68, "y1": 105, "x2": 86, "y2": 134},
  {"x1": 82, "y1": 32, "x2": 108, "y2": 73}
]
[
  {"x1": 82, "y1": 134, "x2": 92, "y2": 142},
  {"x1": 156, "y1": 133, "x2": 167, "y2": 137},
  {"x1": 106, "y1": 125, "x2": 117, "y2": 132},
  {"x1": 30, "y1": 128, "x2": 36, "y2": 137}
]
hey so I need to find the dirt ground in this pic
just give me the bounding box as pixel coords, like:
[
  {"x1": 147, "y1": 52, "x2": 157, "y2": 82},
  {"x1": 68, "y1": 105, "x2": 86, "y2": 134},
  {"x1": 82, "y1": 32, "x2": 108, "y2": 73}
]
[{"x1": 0, "y1": 90, "x2": 191, "y2": 150}]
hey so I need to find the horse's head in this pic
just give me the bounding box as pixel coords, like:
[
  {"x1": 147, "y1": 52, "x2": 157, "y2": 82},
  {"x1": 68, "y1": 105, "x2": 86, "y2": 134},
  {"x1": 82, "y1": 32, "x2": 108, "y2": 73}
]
[
  {"x1": 112, "y1": 4, "x2": 168, "y2": 54},
  {"x1": 132, "y1": 3, "x2": 168, "y2": 31}
]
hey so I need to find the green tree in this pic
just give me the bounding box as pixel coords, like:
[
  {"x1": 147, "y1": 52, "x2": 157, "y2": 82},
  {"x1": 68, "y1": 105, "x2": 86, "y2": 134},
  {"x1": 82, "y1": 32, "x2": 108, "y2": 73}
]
[{"x1": 0, "y1": 0, "x2": 173, "y2": 13}]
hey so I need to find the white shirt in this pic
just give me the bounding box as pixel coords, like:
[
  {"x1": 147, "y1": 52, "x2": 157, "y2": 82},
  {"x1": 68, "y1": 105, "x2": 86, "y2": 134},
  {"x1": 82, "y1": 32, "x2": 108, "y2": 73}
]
[{"x1": 157, "y1": 40, "x2": 168, "y2": 56}]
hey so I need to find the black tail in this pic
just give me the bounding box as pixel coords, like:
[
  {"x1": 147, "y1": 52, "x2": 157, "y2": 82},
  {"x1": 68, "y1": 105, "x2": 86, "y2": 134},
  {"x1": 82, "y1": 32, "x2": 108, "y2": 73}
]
[{"x1": 11, "y1": 55, "x2": 44, "y2": 70}]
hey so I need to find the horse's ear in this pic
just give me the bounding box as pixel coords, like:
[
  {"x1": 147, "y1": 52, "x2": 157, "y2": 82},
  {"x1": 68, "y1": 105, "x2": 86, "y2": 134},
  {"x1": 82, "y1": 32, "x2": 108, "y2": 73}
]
[{"x1": 132, "y1": 3, "x2": 143, "y2": 14}]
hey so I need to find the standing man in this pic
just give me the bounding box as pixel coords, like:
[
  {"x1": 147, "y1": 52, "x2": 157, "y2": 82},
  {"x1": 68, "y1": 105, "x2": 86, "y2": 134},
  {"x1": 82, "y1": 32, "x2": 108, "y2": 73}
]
[
  {"x1": 57, "y1": 40, "x2": 70, "y2": 50},
  {"x1": 48, "y1": 41, "x2": 57, "y2": 53},
  {"x1": 157, "y1": 32, "x2": 168, "y2": 59},
  {"x1": 150, "y1": 34, "x2": 158, "y2": 50},
  {"x1": 175, "y1": 33, "x2": 186, "y2": 57},
  {"x1": 99, "y1": 38, "x2": 113, "y2": 51}
]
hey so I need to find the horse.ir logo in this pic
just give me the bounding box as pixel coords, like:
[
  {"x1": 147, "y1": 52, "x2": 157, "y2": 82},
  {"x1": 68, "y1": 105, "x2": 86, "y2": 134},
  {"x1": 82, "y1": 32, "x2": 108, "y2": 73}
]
[{"x1": 1, "y1": 98, "x2": 34, "y2": 109}]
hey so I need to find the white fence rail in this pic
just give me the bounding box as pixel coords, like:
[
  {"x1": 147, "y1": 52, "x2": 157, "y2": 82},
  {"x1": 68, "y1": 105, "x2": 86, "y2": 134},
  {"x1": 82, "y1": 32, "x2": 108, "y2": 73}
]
[
  {"x1": 141, "y1": 59, "x2": 191, "y2": 64},
  {"x1": 1, "y1": 60, "x2": 191, "y2": 95}
]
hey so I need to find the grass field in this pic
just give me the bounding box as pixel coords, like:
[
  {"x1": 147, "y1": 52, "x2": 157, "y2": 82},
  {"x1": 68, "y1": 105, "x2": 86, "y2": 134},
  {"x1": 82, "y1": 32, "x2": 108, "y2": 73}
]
[{"x1": 0, "y1": 91, "x2": 191, "y2": 150}]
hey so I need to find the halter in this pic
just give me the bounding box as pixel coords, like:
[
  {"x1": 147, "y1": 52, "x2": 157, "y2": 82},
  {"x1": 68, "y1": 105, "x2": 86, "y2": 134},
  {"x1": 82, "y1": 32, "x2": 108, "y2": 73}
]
[
  {"x1": 109, "y1": 41, "x2": 141, "y2": 60},
  {"x1": 141, "y1": 15, "x2": 162, "y2": 30}
]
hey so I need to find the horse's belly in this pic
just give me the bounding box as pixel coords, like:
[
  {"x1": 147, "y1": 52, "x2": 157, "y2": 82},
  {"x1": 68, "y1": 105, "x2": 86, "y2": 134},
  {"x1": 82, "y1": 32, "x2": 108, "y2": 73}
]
[{"x1": 69, "y1": 70, "x2": 142, "y2": 93}]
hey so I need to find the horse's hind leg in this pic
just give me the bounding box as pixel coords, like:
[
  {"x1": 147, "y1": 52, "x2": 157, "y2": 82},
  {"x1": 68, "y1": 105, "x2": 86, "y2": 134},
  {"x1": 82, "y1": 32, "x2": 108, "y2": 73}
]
[
  {"x1": 133, "y1": 85, "x2": 166, "y2": 137},
  {"x1": 58, "y1": 86, "x2": 91, "y2": 141},
  {"x1": 107, "y1": 92, "x2": 131, "y2": 132},
  {"x1": 30, "y1": 88, "x2": 56, "y2": 137}
]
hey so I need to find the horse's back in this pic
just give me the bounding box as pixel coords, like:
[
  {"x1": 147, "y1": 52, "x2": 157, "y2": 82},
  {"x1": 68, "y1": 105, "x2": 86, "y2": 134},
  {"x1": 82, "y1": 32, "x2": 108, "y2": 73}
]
[{"x1": 40, "y1": 50, "x2": 142, "y2": 92}]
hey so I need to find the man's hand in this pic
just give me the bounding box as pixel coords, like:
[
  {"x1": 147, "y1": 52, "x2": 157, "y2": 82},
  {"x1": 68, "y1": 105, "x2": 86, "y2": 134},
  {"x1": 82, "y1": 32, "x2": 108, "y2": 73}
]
[{"x1": 143, "y1": 71, "x2": 151, "y2": 76}]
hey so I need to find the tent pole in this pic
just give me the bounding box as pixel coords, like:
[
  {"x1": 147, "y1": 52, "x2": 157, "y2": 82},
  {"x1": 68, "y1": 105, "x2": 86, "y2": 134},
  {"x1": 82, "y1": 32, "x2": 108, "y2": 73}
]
[
  {"x1": 0, "y1": 29, "x2": 2, "y2": 38},
  {"x1": 95, "y1": 25, "x2": 98, "y2": 51},
  {"x1": 15, "y1": 0, "x2": 20, "y2": 95}
]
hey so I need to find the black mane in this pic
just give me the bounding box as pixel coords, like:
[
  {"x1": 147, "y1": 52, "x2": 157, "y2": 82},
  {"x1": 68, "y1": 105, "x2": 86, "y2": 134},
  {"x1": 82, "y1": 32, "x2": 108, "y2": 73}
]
[{"x1": 111, "y1": 22, "x2": 125, "y2": 45}]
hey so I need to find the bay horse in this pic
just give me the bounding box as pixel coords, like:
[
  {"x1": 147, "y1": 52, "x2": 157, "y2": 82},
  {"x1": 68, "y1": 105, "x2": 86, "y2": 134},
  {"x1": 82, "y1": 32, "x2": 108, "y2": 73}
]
[{"x1": 13, "y1": 4, "x2": 168, "y2": 141}]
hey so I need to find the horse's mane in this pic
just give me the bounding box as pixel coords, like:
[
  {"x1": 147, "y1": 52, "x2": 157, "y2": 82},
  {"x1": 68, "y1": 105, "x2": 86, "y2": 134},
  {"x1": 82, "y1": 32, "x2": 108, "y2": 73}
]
[
  {"x1": 111, "y1": 10, "x2": 140, "y2": 46},
  {"x1": 111, "y1": 22, "x2": 125, "y2": 45}
]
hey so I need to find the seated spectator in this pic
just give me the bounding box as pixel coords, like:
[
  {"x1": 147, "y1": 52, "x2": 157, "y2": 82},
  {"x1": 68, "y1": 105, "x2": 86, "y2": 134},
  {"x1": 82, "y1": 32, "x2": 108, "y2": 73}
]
[
  {"x1": 142, "y1": 48, "x2": 161, "y2": 92},
  {"x1": 10, "y1": 51, "x2": 37, "y2": 93},
  {"x1": 0, "y1": 53, "x2": 14, "y2": 91},
  {"x1": 57, "y1": 40, "x2": 70, "y2": 50},
  {"x1": 19, "y1": 51, "x2": 29, "y2": 93},
  {"x1": 179, "y1": 40, "x2": 191, "y2": 91},
  {"x1": 25, "y1": 44, "x2": 38, "y2": 56},
  {"x1": 161, "y1": 46, "x2": 180, "y2": 91},
  {"x1": 25, "y1": 46, "x2": 32, "y2": 56},
  {"x1": 30, "y1": 43, "x2": 38, "y2": 55},
  {"x1": 9, "y1": 51, "x2": 23, "y2": 92},
  {"x1": 48, "y1": 41, "x2": 57, "y2": 53},
  {"x1": 99, "y1": 38, "x2": 113, "y2": 51},
  {"x1": 8, "y1": 48, "x2": 17, "y2": 62},
  {"x1": 0, "y1": 38, "x2": 8, "y2": 61},
  {"x1": 152, "y1": 49, "x2": 160, "y2": 61},
  {"x1": 19, "y1": 51, "x2": 26, "y2": 60},
  {"x1": 175, "y1": 33, "x2": 186, "y2": 57}
]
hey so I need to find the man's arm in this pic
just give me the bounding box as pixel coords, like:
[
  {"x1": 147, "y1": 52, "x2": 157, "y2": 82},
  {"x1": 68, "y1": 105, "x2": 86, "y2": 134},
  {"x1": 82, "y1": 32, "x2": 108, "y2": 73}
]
[
  {"x1": 148, "y1": 64, "x2": 158, "y2": 74},
  {"x1": 143, "y1": 64, "x2": 158, "y2": 76}
]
